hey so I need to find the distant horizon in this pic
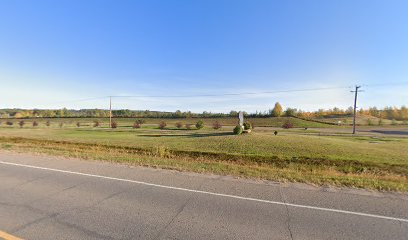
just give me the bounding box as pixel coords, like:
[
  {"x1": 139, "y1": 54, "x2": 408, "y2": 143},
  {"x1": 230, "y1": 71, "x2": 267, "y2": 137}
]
[{"x1": 1, "y1": 104, "x2": 406, "y2": 115}]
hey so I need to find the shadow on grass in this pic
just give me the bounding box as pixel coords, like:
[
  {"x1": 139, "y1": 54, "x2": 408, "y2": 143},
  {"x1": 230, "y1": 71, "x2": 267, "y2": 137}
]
[
  {"x1": 138, "y1": 132, "x2": 234, "y2": 138},
  {"x1": 371, "y1": 130, "x2": 408, "y2": 136}
]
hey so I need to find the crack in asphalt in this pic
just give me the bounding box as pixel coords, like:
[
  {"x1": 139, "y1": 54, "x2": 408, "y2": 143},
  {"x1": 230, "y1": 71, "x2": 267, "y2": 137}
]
[
  {"x1": 2, "y1": 180, "x2": 127, "y2": 240},
  {"x1": 279, "y1": 186, "x2": 294, "y2": 240},
  {"x1": 3, "y1": 173, "x2": 54, "y2": 192},
  {"x1": 152, "y1": 181, "x2": 205, "y2": 240}
]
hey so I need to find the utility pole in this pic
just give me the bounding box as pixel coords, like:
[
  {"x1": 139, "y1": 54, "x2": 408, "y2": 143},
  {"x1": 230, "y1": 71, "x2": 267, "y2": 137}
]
[
  {"x1": 351, "y1": 86, "x2": 362, "y2": 134},
  {"x1": 109, "y1": 96, "x2": 112, "y2": 128}
]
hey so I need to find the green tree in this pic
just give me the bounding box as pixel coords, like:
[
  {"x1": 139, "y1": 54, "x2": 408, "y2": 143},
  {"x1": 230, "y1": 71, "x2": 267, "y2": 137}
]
[
  {"x1": 271, "y1": 102, "x2": 283, "y2": 117},
  {"x1": 195, "y1": 120, "x2": 204, "y2": 129},
  {"x1": 284, "y1": 108, "x2": 297, "y2": 117}
]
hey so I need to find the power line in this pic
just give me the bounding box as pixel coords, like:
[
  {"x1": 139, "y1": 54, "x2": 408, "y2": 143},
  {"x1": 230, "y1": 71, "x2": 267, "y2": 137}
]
[
  {"x1": 49, "y1": 86, "x2": 352, "y2": 105},
  {"x1": 109, "y1": 86, "x2": 352, "y2": 99},
  {"x1": 361, "y1": 81, "x2": 408, "y2": 87},
  {"x1": 49, "y1": 82, "x2": 406, "y2": 106},
  {"x1": 54, "y1": 96, "x2": 110, "y2": 104}
]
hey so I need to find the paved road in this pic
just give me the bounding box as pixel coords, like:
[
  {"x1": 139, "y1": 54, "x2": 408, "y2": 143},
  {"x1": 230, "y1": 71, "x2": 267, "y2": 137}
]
[{"x1": 0, "y1": 151, "x2": 407, "y2": 240}]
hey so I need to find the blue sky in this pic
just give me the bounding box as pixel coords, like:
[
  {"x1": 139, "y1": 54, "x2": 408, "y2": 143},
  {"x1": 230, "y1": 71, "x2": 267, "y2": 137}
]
[{"x1": 0, "y1": 0, "x2": 407, "y2": 112}]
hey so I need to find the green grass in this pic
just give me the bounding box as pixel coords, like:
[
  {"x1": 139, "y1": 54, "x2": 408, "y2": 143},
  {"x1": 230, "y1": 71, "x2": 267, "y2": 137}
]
[
  {"x1": 312, "y1": 115, "x2": 406, "y2": 126},
  {"x1": 0, "y1": 119, "x2": 407, "y2": 192},
  {"x1": 0, "y1": 116, "x2": 334, "y2": 128}
]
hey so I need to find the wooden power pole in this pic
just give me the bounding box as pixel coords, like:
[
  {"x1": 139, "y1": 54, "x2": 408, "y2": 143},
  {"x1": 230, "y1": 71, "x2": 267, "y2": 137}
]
[
  {"x1": 351, "y1": 86, "x2": 362, "y2": 134},
  {"x1": 109, "y1": 96, "x2": 112, "y2": 128}
]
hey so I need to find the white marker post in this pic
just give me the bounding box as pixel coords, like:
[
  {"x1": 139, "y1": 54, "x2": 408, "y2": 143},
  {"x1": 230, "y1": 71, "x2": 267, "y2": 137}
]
[{"x1": 239, "y1": 111, "x2": 244, "y2": 126}]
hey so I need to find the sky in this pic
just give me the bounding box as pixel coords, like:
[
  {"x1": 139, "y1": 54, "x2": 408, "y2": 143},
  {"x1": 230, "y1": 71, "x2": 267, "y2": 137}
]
[{"x1": 0, "y1": 0, "x2": 407, "y2": 113}]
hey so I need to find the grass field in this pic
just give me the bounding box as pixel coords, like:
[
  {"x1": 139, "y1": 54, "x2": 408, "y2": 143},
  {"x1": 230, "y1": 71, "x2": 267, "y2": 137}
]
[
  {"x1": 0, "y1": 116, "x2": 334, "y2": 128},
  {"x1": 0, "y1": 117, "x2": 407, "y2": 192},
  {"x1": 311, "y1": 115, "x2": 406, "y2": 126}
]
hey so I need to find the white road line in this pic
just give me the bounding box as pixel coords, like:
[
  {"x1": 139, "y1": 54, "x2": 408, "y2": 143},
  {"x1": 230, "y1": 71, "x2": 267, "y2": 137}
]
[{"x1": 1, "y1": 160, "x2": 407, "y2": 223}]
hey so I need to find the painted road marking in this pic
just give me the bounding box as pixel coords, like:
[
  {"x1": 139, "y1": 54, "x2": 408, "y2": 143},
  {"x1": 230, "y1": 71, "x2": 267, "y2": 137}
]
[
  {"x1": 1, "y1": 160, "x2": 407, "y2": 223},
  {"x1": 0, "y1": 230, "x2": 23, "y2": 240}
]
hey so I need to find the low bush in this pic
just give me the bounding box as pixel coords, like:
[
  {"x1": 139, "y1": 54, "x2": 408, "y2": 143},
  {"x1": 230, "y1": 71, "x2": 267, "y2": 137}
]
[
  {"x1": 212, "y1": 121, "x2": 222, "y2": 130},
  {"x1": 282, "y1": 120, "x2": 294, "y2": 129},
  {"x1": 175, "y1": 122, "x2": 183, "y2": 129},
  {"x1": 18, "y1": 120, "x2": 25, "y2": 128},
  {"x1": 6, "y1": 121, "x2": 13, "y2": 126},
  {"x1": 93, "y1": 120, "x2": 100, "y2": 127},
  {"x1": 159, "y1": 121, "x2": 167, "y2": 130},
  {"x1": 45, "y1": 120, "x2": 51, "y2": 127},
  {"x1": 32, "y1": 121, "x2": 38, "y2": 127},
  {"x1": 135, "y1": 119, "x2": 146, "y2": 124},
  {"x1": 76, "y1": 122, "x2": 81, "y2": 127},
  {"x1": 133, "y1": 122, "x2": 141, "y2": 128},
  {"x1": 243, "y1": 122, "x2": 252, "y2": 130},
  {"x1": 111, "y1": 121, "x2": 118, "y2": 128},
  {"x1": 185, "y1": 124, "x2": 192, "y2": 130},
  {"x1": 195, "y1": 120, "x2": 204, "y2": 129},
  {"x1": 59, "y1": 122, "x2": 64, "y2": 128},
  {"x1": 233, "y1": 125, "x2": 243, "y2": 135}
]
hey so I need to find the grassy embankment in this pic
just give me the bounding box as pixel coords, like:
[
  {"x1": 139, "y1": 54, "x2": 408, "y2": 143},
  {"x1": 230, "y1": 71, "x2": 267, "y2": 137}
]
[{"x1": 0, "y1": 117, "x2": 407, "y2": 192}]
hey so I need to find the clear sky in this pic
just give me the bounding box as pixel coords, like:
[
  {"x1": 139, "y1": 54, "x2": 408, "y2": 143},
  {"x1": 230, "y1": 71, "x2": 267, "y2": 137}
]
[{"x1": 0, "y1": 0, "x2": 407, "y2": 112}]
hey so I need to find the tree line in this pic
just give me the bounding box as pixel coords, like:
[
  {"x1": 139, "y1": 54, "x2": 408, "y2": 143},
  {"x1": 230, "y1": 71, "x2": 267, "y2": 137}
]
[{"x1": 1, "y1": 104, "x2": 407, "y2": 121}]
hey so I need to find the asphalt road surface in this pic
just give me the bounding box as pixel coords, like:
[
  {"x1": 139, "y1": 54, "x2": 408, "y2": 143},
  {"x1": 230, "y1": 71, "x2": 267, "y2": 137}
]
[{"x1": 0, "y1": 151, "x2": 407, "y2": 240}]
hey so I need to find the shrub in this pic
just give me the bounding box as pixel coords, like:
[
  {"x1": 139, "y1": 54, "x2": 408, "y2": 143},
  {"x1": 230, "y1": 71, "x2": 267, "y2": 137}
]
[
  {"x1": 159, "y1": 121, "x2": 167, "y2": 130},
  {"x1": 195, "y1": 120, "x2": 204, "y2": 129},
  {"x1": 32, "y1": 121, "x2": 38, "y2": 127},
  {"x1": 111, "y1": 121, "x2": 118, "y2": 128},
  {"x1": 212, "y1": 121, "x2": 222, "y2": 130},
  {"x1": 76, "y1": 122, "x2": 81, "y2": 127},
  {"x1": 367, "y1": 119, "x2": 374, "y2": 126},
  {"x1": 274, "y1": 131, "x2": 278, "y2": 135},
  {"x1": 378, "y1": 118, "x2": 383, "y2": 126},
  {"x1": 233, "y1": 125, "x2": 243, "y2": 135},
  {"x1": 282, "y1": 120, "x2": 294, "y2": 129},
  {"x1": 175, "y1": 122, "x2": 183, "y2": 129},
  {"x1": 45, "y1": 120, "x2": 51, "y2": 127},
  {"x1": 185, "y1": 124, "x2": 192, "y2": 130},
  {"x1": 391, "y1": 119, "x2": 397, "y2": 125},
  {"x1": 6, "y1": 121, "x2": 13, "y2": 126},
  {"x1": 135, "y1": 119, "x2": 146, "y2": 124},
  {"x1": 59, "y1": 122, "x2": 64, "y2": 128},
  {"x1": 133, "y1": 122, "x2": 141, "y2": 128},
  {"x1": 243, "y1": 122, "x2": 252, "y2": 130},
  {"x1": 93, "y1": 120, "x2": 100, "y2": 127},
  {"x1": 18, "y1": 120, "x2": 25, "y2": 128}
]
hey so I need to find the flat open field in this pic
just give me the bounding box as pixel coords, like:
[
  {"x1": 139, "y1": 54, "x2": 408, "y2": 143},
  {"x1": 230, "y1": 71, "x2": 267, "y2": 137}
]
[
  {"x1": 0, "y1": 117, "x2": 407, "y2": 192},
  {"x1": 0, "y1": 116, "x2": 336, "y2": 128}
]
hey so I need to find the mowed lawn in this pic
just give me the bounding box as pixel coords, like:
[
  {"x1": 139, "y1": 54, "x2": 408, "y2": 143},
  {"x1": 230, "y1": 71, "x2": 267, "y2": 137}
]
[
  {"x1": 0, "y1": 120, "x2": 407, "y2": 192},
  {"x1": 0, "y1": 126, "x2": 406, "y2": 164}
]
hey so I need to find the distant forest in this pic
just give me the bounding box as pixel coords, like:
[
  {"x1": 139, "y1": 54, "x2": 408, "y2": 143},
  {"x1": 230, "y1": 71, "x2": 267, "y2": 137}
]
[{"x1": 1, "y1": 104, "x2": 407, "y2": 121}]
